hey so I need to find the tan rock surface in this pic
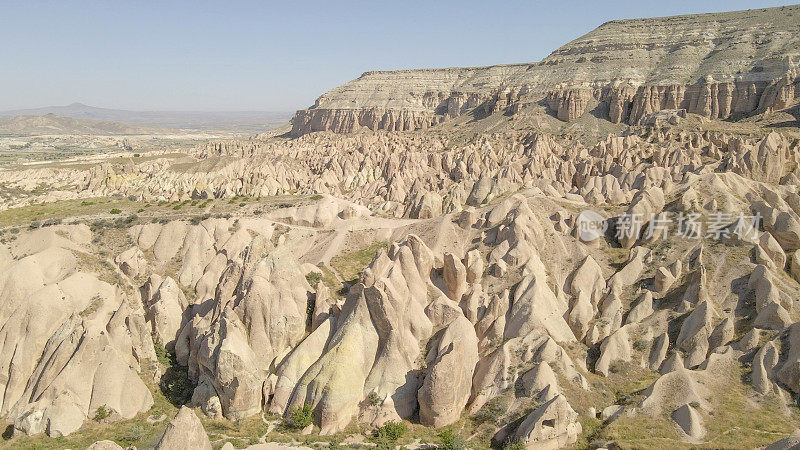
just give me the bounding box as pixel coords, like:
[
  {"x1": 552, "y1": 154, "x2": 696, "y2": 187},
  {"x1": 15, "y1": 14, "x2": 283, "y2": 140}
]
[{"x1": 155, "y1": 406, "x2": 212, "y2": 450}]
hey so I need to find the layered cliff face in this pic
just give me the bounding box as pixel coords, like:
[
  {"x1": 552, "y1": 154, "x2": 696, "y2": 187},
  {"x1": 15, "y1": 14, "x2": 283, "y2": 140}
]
[{"x1": 292, "y1": 5, "x2": 800, "y2": 135}]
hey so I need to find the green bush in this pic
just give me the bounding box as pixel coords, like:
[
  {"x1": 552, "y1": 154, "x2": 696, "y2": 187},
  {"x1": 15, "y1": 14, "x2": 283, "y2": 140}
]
[
  {"x1": 286, "y1": 403, "x2": 314, "y2": 429},
  {"x1": 90, "y1": 219, "x2": 108, "y2": 232},
  {"x1": 368, "y1": 391, "x2": 381, "y2": 406},
  {"x1": 109, "y1": 208, "x2": 122, "y2": 214},
  {"x1": 502, "y1": 439, "x2": 525, "y2": 450},
  {"x1": 306, "y1": 296, "x2": 315, "y2": 328},
  {"x1": 162, "y1": 367, "x2": 193, "y2": 406},
  {"x1": 155, "y1": 343, "x2": 195, "y2": 406},
  {"x1": 376, "y1": 421, "x2": 407, "y2": 442},
  {"x1": 162, "y1": 364, "x2": 193, "y2": 406},
  {"x1": 305, "y1": 272, "x2": 322, "y2": 286},
  {"x1": 190, "y1": 214, "x2": 211, "y2": 225},
  {"x1": 154, "y1": 342, "x2": 172, "y2": 367},
  {"x1": 633, "y1": 339, "x2": 649, "y2": 351},
  {"x1": 438, "y1": 430, "x2": 467, "y2": 450},
  {"x1": 94, "y1": 405, "x2": 111, "y2": 420},
  {"x1": 609, "y1": 360, "x2": 626, "y2": 374},
  {"x1": 327, "y1": 437, "x2": 342, "y2": 450}
]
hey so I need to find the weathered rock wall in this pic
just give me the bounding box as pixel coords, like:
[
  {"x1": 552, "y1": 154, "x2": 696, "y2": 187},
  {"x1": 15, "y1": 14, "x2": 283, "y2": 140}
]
[
  {"x1": 547, "y1": 71, "x2": 800, "y2": 123},
  {"x1": 291, "y1": 5, "x2": 800, "y2": 135}
]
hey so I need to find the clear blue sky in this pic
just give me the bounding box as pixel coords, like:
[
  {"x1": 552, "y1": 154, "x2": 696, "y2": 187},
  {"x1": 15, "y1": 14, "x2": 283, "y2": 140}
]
[{"x1": 1, "y1": 0, "x2": 794, "y2": 112}]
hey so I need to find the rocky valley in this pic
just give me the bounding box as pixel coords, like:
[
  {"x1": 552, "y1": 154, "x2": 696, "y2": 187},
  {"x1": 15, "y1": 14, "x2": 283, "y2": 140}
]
[{"x1": 0, "y1": 5, "x2": 800, "y2": 450}]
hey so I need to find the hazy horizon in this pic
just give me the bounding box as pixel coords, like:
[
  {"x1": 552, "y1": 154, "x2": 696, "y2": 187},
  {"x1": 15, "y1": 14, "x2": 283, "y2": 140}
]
[
  {"x1": 2, "y1": 0, "x2": 795, "y2": 112},
  {"x1": 1, "y1": 102, "x2": 294, "y2": 114}
]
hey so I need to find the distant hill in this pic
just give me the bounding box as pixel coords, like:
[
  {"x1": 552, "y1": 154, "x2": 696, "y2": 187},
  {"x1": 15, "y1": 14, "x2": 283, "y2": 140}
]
[
  {"x1": 0, "y1": 113, "x2": 173, "y2": 136},
  {"x1": 0, "y1": 103, "x2": 292, "y2": 132},
  {"x1": 291, "y1": 5, "x2": 800, "y2": 135}
]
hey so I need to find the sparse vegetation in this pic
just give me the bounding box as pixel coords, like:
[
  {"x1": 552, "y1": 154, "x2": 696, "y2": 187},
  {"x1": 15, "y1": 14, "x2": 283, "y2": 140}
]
[
  {"x1": 190, "y1": 213, "x2": 211, "y2": 225},
  {"x1": 79, "y1": 295, "x2": 102, "y2": 318},
  {"x1": 153, "y1": 342, "x2": 171, "y2": 367},
  {"x1": 373, "y1": 421, "x2": 408, "y2": 448},
  {"x1": 154, "y1": 342, "x2": 194, "y2": 407},
  {"x1": 502, "y1": 438, "x2": 525, "y2": 450},
  {"x1": 285, "y1": 403, "x2": 314, "y2": 429},
  {"x1": 472, "y1": 396, "x2": 506, "y2": 426},
  {"x1": 94, "y1": 405, "x2": 110, "y2": 421},
  {"x1": 609, "y1": 360, "x2": 626, "y2": 374},
  {"x1": 438, "y1": 430, "x2": 466, "y2": 450},
  {"x1": 330, "y1": 241, "x2": 389, "y2": 282},
  {"x1": 368, "y1": 391, "x2": 381, "y2": 406},
  {"x1": 305, "y1": 271, "x2": 322, "y2": 286}
]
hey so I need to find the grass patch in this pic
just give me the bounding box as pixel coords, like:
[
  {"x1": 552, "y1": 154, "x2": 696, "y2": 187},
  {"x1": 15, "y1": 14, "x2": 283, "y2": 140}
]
[
  {"x1": 592, "y1": 362, "x2": 800, "y2": 448},
  {"x1": 329, "y1": 241, "x2": 388, "y2": 283},
  {"x1": 305, "y1": 272, "x2": 322, "y2": 286},
  {"x1": 372, "y1": 421, "x2": 407, "y2": 449},
  {"x1": 0, "y1": 197, "x2": 138, "y2": 228},
  {"x1": 201, "y1": 415, "x2": 271, "y2": 448},
  {"x1": 439, "y1": 429, "x2": 467, "y2": 450}
]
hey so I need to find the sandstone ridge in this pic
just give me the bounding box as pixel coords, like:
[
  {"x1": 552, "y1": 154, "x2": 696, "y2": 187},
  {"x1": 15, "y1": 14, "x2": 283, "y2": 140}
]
[{"x1": 292, "y1": 5, "x2": 800, "y2": 135}]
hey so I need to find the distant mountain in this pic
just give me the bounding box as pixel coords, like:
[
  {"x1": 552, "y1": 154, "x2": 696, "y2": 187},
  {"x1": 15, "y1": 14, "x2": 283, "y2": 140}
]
[
  {"x1": 0, "y1": 103, "x2": 292, "y2": 132},
  {"x1": 0, "y1": 113, "x2": 176, "y2": 136},
  {"x1": 291, "y1": 5, "x2": 800, "y2": 135}
]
